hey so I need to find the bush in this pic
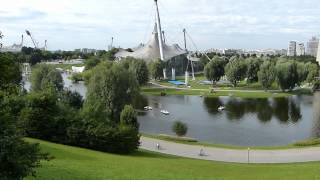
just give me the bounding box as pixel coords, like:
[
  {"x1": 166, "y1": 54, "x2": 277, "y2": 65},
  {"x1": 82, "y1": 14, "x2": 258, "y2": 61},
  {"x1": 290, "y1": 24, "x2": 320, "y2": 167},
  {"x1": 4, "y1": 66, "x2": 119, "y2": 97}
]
[
  {"x1": 160, "y1": 91, "x2": 166, "y2": 96},
  {"x1": 172, "y1": 121, "x2": 188, "y2": 137}
]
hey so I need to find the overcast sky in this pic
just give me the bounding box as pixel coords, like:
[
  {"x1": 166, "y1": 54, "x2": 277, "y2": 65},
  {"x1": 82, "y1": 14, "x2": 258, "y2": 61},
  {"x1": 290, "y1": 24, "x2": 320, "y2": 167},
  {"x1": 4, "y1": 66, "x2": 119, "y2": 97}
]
[{"x1": 1, "y1": 0, "x2": 320, "y2": 51}]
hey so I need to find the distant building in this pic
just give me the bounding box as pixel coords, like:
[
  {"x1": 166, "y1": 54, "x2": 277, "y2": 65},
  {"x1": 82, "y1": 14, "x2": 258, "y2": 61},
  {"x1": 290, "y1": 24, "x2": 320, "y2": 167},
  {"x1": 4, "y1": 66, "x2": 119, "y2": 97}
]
[
  {"x1": 307, "y1": 36, "x2": 319, "y2": 57},
  {"x1": 296, "y1": 43, "x2": 305, "y2": 56},
  {"x1": 317, "y1": 40, "x2": 320, "y2": 65},
  {"x1": 287, "y1": 41, "x2": 296, "y2": 56}
]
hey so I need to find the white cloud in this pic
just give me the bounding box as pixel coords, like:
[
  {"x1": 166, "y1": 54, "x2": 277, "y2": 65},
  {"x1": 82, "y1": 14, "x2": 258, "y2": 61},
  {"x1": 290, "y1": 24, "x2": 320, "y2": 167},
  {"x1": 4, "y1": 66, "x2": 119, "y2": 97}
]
[{"x1": 1, "y1": 0, "x2": 320, "y2": 50}]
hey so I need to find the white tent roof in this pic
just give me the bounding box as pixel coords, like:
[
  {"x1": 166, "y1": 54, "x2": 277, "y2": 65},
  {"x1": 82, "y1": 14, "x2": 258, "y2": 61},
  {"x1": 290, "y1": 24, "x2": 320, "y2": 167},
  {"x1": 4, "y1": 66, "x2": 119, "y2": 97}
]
[{"x1": 115, "y1": 24, "x2": 186, "y2": 62}]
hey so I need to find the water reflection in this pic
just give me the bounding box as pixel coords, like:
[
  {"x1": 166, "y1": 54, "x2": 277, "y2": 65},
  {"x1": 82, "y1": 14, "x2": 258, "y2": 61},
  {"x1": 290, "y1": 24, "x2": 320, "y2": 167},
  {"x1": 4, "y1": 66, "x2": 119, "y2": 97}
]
[
  {"x1": 202, "y1": 97, "x2": 302, "y2": 124},
  {"x1": 312, "y1": 92, "x2": 320, "y2": 138}
]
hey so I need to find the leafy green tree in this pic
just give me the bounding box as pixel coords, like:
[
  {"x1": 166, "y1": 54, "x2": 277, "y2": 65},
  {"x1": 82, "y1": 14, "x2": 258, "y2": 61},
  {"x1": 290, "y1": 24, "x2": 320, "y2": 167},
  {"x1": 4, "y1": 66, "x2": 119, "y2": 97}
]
[
  {"x1": 296, "y1": 62, "x2": 308, "y2": 85},
  {"x1": 130, "y1": 59, "x2": 149, "y2": 85},
  {"x1": 19, "y1": 89, "x2": 60, "y2": 140},
  {"x1": 225, "y1": 58, "x2": 247, "y2": 87},
  {"x1": 258, "y1": 61, "x2": 276, "y2": 90},
  {"x1": 204, "y1": 57, "x2": 225, "y2": 86},
  {"x1": 31, "y1": 64, "x2": 64, "y2": 91},
  {"x1": 84, "y1": 62, "x2": 139, "y2": 122},
  {"x1": 172, "y1": 121, "x2": 188, "y2": 137},
  {"x1": 0, "y1": 88, "x2": 47, "y2": 180},
  {"x1": 246, "y1": 58, "x2": 261, "y2": 83},
  {"x1": 60, "y1": 90, "x2": 83, "y2": 109},
  {"x1": 305, "y1": 62, "x2": 319, "y2": 84},
  {"x1": 85, "y1": 56, "x2": 101, "y2": 70},
  {"x1": 0, "y1": 53, "x2": 21, "y2": 88},
  {"x1": 149, "y1": 59, "x2": 164, "y2": 80},
  {"x1": 276, "y1": 61, "x2": 299, "y2": 91},
  {"x1": 120, "y1": 105, "x2": 139, "y2": 129}
]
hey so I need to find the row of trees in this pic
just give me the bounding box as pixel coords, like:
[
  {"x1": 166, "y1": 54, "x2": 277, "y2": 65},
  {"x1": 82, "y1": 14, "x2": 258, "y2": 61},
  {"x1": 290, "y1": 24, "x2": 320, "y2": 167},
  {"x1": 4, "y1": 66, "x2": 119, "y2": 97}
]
[{"x1": 204, "y1": 56, "x2": 319, "y2": 91}]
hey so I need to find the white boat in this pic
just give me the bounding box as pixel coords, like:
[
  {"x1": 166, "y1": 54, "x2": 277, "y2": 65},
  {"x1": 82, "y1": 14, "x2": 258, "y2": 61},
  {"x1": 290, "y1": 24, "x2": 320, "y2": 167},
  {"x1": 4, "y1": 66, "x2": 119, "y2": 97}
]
[
  {"x1": 160, "y1": 110, "x2": 170, "y2": 115},
  {"x1": 144, "y1": 106, "x2": 153, "y2": 110},
  {"x1": 218, "y1": 106, "x2": 225, "y2": 111}
]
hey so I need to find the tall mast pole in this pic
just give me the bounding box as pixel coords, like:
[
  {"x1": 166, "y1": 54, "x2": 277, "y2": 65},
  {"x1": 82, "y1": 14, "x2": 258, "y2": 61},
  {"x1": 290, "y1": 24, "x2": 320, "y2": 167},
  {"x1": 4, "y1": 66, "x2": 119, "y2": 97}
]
[
  {"x1": 183, "y1": 28, "x2": 187, "y2": 51},
  {"x1": 155, "y1": 0, "x2": 165, "y2": 60}
]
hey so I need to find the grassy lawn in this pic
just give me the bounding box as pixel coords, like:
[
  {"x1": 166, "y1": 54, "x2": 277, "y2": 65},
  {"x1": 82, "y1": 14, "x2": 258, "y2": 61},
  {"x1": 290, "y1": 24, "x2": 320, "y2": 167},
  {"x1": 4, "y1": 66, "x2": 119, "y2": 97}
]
[
  {"x1": 141, "y1": 87, "x2": 294, "y2": 98},
  {"x1": 26, "y1": 138, "x2": 320, "y2": 180}
]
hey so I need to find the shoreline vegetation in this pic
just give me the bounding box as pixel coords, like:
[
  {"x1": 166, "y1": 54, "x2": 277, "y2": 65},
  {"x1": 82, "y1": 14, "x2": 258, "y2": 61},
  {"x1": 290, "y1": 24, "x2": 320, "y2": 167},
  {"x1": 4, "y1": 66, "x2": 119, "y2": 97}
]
[{"x1": 141, "y1": 133, "x2": 320, "y2": 150}]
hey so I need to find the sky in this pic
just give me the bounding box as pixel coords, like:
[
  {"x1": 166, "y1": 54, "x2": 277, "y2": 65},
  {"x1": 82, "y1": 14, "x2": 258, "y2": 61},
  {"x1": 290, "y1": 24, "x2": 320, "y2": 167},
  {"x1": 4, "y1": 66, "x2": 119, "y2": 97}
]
[{"x1": 1, "y1": 0, "x2": 320, "y2": 51}]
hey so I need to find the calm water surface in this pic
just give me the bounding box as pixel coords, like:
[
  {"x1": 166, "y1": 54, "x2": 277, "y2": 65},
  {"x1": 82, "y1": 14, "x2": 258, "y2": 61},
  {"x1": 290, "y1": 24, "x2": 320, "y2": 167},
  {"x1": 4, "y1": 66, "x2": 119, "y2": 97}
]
[{"x1": 24, "y1": 72, "x2": 320, "y2": 146}]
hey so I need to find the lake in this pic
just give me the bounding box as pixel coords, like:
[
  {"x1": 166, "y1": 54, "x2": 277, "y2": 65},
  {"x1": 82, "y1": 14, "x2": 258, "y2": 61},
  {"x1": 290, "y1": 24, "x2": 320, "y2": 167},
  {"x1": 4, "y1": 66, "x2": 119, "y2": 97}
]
[{"x1": 24, "y1": 72, "x2": 320, "y2": 146}]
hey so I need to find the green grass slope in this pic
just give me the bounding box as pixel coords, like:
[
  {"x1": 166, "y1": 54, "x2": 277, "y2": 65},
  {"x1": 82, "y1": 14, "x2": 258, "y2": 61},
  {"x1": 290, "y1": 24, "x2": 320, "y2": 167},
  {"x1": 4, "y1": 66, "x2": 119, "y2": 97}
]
[{"x1": 26, "y1": 138, "x2": 320, "y2": 180}]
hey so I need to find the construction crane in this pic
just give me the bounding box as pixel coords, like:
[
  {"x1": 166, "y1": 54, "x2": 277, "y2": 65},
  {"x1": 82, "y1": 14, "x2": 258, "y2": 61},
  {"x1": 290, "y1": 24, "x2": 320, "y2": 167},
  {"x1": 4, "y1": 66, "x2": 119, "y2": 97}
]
[{"x1": 25, "y1": 30, "x2": 38, "y2": 49}]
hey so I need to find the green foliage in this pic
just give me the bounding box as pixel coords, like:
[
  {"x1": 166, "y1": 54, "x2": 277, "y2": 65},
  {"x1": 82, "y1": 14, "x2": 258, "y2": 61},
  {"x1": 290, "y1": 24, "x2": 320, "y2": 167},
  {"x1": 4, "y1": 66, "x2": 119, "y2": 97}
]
[
  {"x1": 305, "y1": 62, "x2": 319, "y2": 83},
  {"x1": 204, "y1": 56, "x2": 225, "y2": 84},
  {"x1": 149, "y1": 59, "x2": 165, "y2": 80},
  {"x1": 172, "y1": 121, "x2": 188, "y2": 137},
  {"x1": 84, "y1": 62, "x2": 139, "y2": 122},
  {"x1": 85, "y1": 56, "x2": 101, "y2": 70},
  {"x1": 258, "y1": 61, "x2": 276, "y2": 90},
  {"x1": 59, "y1": 90, "x2": 83, "y2": 109},
  {"x1": 120, "y1": 105, "x2": 139, "y2": 129},
  {"x1": 246, "y1": 58, "x2": 261, "y2": 83},
  {"x1": 70, "y1": 73, "x2": 84, "y2": 83},
  {"x1": 276, "y1": 61, "x2": 299, "y2": 91},
  {"x1": 0, "y1": 53, "x2": 21, "y2": 88},
  {"x1": 129, "y1": 59, "x2": 149, "y2": 85},
  {"x1": 225, "y1": 58, "x2": 247, "y2": 87},
  {"x1": 0, "y1": 89, "x2": 46, "y2": 180},
  {"x1": 31, "y1": 64, "x2": 63, "y2": 91}
]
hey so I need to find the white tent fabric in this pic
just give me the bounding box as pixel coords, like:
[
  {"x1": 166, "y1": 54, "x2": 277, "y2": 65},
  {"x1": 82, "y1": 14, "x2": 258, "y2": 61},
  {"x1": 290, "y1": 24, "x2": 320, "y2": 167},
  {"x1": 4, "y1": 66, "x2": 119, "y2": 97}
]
[{"x1": 115, "y1": 24, "x2": 186, "y2": 62}]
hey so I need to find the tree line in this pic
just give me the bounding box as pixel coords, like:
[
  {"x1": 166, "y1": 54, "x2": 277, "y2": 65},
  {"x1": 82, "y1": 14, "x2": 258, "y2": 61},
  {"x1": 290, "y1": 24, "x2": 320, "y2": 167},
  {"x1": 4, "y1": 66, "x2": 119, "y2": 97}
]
[{"x1": 204, "y1": 55, "x2": 319, "y2": 91}]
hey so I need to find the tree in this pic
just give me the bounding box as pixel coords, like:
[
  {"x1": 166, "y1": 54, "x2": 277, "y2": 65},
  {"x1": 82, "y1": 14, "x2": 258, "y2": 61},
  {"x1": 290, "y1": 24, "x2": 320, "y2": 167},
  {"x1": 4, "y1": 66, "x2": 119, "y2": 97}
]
[
  {"x1": 130, "y1": 59, "x2": 149, "y2": 85},
  {"x1": 172, "y1": 121, "x2": 188, "y2": 137},
  {"x1": 204, "y1": 57, "x2": 225, "y2": 86},
  {"x1": 246, "y1": 58, "x2": 261, "y2": 83},
  {"x1": 120, "y1": 105, "x2": 139, "y2": 129},
  {"x1": 85, "y1": 56, "x2": 101, "y2": 70},
  {"x1": 296, "y1": 62, "x2": 308, "y2": 85},
  {"x1": 305, "y1": 62, "x2": 319, "y2": 84},
  {"x1": 0, "y1": 88, "x2": 47, "y2": 180},
  {"x1": 31, "y1": 64, "x2": 64, "y2": 91},
  {"x1": 276, "y1": 61, "x2": 299, "y2": 91},
  {"x1": 149, "y1": 59, "x2": 164, "y2": 80},
  {"x1": 258, "y1": 61, "x2": 276, "y2": 90},
  {"x1": 84, "y1": 62, "x2": 139, "y2": 122},
  {"x1": 0, "y1": 53, "x2": 22, "y2": 88},
  {"x1": 60, "y1": 90, "x2": 83, "y2": 109},
  {"x1": 225, "y1": 58, "x2": 247, "y2": 87}
]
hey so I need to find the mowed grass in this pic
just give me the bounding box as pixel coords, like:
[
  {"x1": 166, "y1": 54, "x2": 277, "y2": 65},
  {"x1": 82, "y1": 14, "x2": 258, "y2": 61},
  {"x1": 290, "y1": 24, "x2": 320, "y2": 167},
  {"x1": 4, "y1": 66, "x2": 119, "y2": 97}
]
[
  {"x1": 26, "y1": 138, "x2": 320, "y2": 180},
  {"x1": 142, "y1": 87, "x2": 292, "y2": 98}
]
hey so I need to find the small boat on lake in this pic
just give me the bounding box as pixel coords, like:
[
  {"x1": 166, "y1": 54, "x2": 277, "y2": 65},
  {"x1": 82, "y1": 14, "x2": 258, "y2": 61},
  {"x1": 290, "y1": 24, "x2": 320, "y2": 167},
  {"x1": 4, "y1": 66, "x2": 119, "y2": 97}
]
[
  {"x1": 218, "y1": 106, "x2": 225, "y2": 111},
  {"x1": 144, "y1": 106, "x2": 153, "y2": 110},
  {"x1": 160, "y1": 110, "x2": 170, "y2": 115}
]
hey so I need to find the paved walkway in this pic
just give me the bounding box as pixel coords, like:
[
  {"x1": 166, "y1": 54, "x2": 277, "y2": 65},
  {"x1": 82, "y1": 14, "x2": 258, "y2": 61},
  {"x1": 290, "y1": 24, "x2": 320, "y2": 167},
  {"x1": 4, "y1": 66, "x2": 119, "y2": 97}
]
[{"x1": 139, "y1": 136, "x2": 320, "y2": 164}]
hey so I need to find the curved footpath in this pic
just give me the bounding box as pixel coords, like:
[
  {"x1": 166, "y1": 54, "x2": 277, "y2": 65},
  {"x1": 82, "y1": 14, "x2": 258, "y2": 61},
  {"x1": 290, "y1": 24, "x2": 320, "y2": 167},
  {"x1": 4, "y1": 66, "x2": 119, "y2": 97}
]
[{"x1": 139, "y1": 136, "x2": 320, "y2": 164}]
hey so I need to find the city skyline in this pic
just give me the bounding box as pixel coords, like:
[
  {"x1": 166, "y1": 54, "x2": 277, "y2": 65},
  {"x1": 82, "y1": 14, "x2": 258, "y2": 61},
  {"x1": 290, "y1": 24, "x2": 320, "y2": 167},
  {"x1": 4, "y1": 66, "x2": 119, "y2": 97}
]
[{"x1": 1, "y1": 0, "x2": 320, "y2": 51}]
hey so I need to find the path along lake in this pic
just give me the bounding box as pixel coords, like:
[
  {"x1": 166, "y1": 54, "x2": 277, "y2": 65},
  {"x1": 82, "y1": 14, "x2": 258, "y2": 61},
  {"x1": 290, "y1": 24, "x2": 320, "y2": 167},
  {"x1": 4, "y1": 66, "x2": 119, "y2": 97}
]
[{"x1": 24, "y1": 72, "x2": 320, "y2": 146}]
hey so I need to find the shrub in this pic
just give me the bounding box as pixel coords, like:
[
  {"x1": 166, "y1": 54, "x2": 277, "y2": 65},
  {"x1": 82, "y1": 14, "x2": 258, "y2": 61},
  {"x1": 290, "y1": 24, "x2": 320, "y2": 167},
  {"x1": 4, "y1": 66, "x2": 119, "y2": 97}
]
[{"x1": 172, "y1": 121, "x2": 188, "y2": 137}]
